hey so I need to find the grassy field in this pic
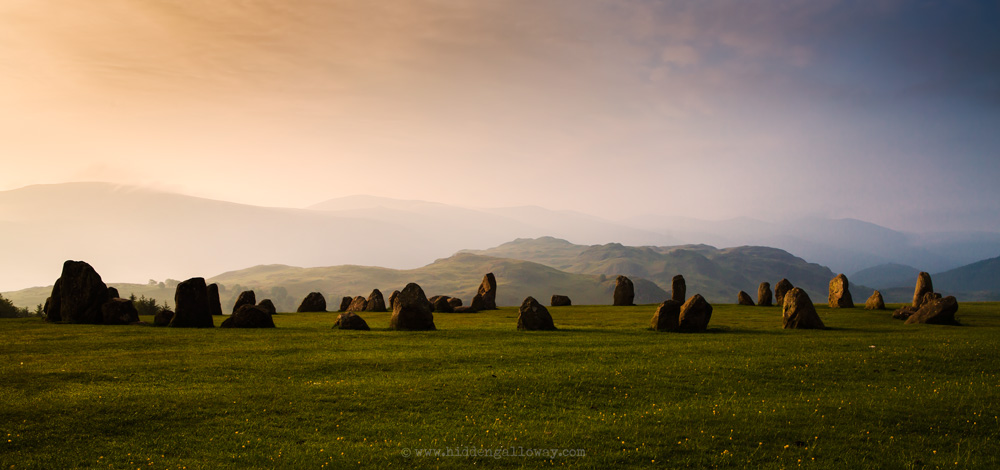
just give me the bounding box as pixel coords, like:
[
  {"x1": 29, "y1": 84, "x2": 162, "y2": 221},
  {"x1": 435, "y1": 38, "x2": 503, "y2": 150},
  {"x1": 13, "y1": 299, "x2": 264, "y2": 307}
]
[{"x1": 1, "y1": 303, "x2": 998, "y2": 469}]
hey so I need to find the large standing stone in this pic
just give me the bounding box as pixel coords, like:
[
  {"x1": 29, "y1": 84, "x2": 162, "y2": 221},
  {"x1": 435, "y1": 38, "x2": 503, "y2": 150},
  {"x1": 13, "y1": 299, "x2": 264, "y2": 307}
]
[
  {"x1": 54, "y1": 260, "x2": 109, "y2": 324},
  {"x1": 478, "y1": 273, "x2": 498, "y2": 310},
  {"x1": 551, "y1": 295, "x2": 572, "y2": 307},
  {"x1": 650, "y1": 299, "x2": 682, "y2": 331},
  {"x1": 346, "y1": 296, "x2": 367, "y2": 313},
  {"x1": 678, "y1": 294, "x2": 713, "y2": 331},
  {"x1": 257, "y1": 299, "x2": 277, "y2": 315},
  {"x1": 339, "y1": 296, "x2": 353, "y2": 312},
  {"x1": 828, "y1": 274, "x2": 855, "y2": 308},
  {"x1": 517, "y1": 297, "x2": 556, "y2": 331},
  {"x1": 671, "y1": 275, "x2": 686, "y2": 303},
  {"x1": 206, "y1": 283, "x2": 223, "y2": 316},
  {"x1": 297, "y1": 292, "x2": 327, "y2": 312},
  {"x1": 387, "y1": 291, "x2": 400, "y2": 310},
  {"x1": 913, "y1": 272, "x2": 934, "y2": 308},
  {"x1": 101, "y1": 298, "x2": 139, "y2": 325},
  {"x1": 757, "y1": 282, "x2": 773, "y2": 307},
  {"x1": 44, "y1": 279, "x2": 62, "y2": 322},
  {"x1": 221, "y1": 304, "x2": 275, "y2": 328},
  {"x1": 365, "y1": 289, "x2": 387, "y2": 312},
  {"x1": 334, "y1": 311, "x2": 371, "y2": 330},
  {"x1": 613, "y1": 275, "x2": 635, "y2": 306},
  {"x1": 737, "y1": 291, "x2": 755, "y2": 306},
  {"x1": 170, "y1": 277, "x2": 214, "y2": 328},
  {"x1": 782, "y1": 287, "x2": 824, "y2": 329},
  {"x1": 233, "y1": 290, "x2": 256, "y2": 314},
  {"x1": 865, "y1": 291, "x2": 886, "y2": 310},
  {"x1": 774, "y1": 279, "x2": 794, "y2": 307},
  {"x1": 904, "y1": 296, "x2": 959, "y2": 325},
  {"x1": 389, "y1": 283, "x2": 435, "y2": 330}
]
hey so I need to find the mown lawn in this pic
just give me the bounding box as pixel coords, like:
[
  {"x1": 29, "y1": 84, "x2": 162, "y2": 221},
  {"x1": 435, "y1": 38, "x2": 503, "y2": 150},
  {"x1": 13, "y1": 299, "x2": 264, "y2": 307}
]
[{"x1": 1, "y1": 302, "x2": 998, "y2": 469}]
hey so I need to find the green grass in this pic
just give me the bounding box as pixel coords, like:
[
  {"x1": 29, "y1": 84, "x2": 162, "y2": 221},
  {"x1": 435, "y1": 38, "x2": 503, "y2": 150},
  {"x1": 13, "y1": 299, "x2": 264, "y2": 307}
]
[{"x1": 2, "y1": 303, "x2": 999, "y2": 469}]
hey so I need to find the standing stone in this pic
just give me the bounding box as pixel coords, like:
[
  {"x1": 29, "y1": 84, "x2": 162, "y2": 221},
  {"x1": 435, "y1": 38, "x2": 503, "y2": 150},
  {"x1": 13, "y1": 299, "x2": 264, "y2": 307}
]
[
  {"x1": 233, "y1": 290, "x2": 256, "y2": 314},
  {"x1": 339, "y1": 296, "x2": 353, "y2": 312},
  {"x1": 757, "y1": 282, "x2": 773, "y2": 307},
  {"x1": 221, "y1": 304, "x2": 275, "y2": 328},
  {"x1": 153, "y1": 310, "x2": 174, "y2": 327},
  {"x1": 389, "y1": 283, "x2": 436, "y2": 330},
  {"x1": 101, "y1": 298, "x2": 139, "y2": 325},
  {"x1": 551, "y1": 295, "x2": 572, "y2": 307},
  {"x1": 365, "y1": 289, "x2": 387, "y2": 312},
  {"x1": 257, "y1": 299, "x2": 277, "y2": 315},
  {"x1": 448, "y1": 297, "x2": 463, "y2": 308},
  {"x1": 613, "y1": 275, "x2": 635, "y2": 306},
  {"x1": 432, "y1": 296, "x2": 454, "y2": 313},
  {"x1": 865, "y1": 291, "x2": 886, "y2": 310},
  {"x1": 678, "y1": 294, "x2": 713, "y2": 331},
  {"x1": 346, "y1": 296, "x2": 367, "y2": 313},
  {"x1": 904, "y1": 296, "x2": 959, "y2": 325},
  {"x1": 387, "y1": 291, "x2": 400, "y2": 310},
  {"x1": 517, "y1": 296, "x2": 556, "y2": 331},
  {"x1": 453, "y1": 294, "x2": 484, "y2": 313},
  {"x1": 828, "y1": 274, "x2": 855, "y2": 308},
  {"x1": 913, "y1": 272, "x2": 934, "y2": 308},
  {"x1": 774, "y1": 279, "x2": 794, "y2": 307},
  {"x1": 170, "y1": 277, "x2": 214, "y2": 328},
  {"x1": 334, "y1": 311, "x2": 371, "y2": 330},
  {"x1": 45, "y1": 279, "x2": 62, "y2": 322},
  {"x1": 782, "y1": 287, "x2": 824, "y2": 329},
  {"x1": 297, "y1": 292, "x2": 327, "y2": 312},
  {"x1": 650, "y1": 299, "x2": 682, "y2": 331},
  {"x1": 55, "y1": 260, "x2": 110, "y2": 324},
  {"x1": 478, "y1": 273, "x2": 498, "y2": 310},
  {"x1": 107, "y1": 286, "x2": 120, "y2": 299},
  {"x1": 921, "y1": 292, "x2": 942, "y2": 306},
  {"x1": 737, "y1": 291, "x2": 755, "y2": 306},
  {"x1": 206, "y1": 283, "x2": 223, "y2": 316},
  {"x1": 671, "y1": 275, "x2": 686, "y2": 303}
]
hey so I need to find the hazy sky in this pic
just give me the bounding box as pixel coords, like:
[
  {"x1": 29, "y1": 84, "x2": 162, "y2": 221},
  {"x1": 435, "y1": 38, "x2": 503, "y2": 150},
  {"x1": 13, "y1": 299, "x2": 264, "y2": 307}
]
[{"x1": 1, "y1": 0, "x2": 998, "y2": 232}]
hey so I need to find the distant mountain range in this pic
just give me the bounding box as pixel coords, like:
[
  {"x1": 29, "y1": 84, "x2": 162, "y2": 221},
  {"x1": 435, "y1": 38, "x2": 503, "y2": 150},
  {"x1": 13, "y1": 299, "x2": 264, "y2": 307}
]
[
  {"x1": 1, "y1": 182, "x2": 998, "y2": 298},
  {"x1": 858, "y1": 255, "x2": 1000, "y2": 302}
]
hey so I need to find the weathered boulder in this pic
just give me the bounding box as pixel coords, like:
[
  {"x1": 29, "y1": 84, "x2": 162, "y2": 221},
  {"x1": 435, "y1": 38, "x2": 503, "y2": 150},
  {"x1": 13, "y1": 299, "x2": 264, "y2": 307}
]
[
  {"x1": 334, "y1": 311, "x2": 371, "y2": 330},
  {"x1": 389, "y1": 283, "x2": 436, "y2": 330},
  {"x1": 782, "y1": 287, "x2": 824, "y2": 329},
  {"x1": 737, "y1": 291, "x2": 755, "y2": 306},
  {"x1": 339, "y1": 296, "x2": 353, "y2": 312},
  {"x1": 387, "y1": 291, "x2": 400, "y2": 310},
  {"x1": 433, "y1": 296, "x2": 455, "y2": 313},
  {"x1": 865, "y1": 291, "x2": 885, "y2": 310},
  {"x1": 613, "y1": 275, "x2": 635, "y2": 306},
  {"x1": 912, "y1": 272, "x2": 934, "y2": 308},
  {"x1": 101, "y1": 298, "x2": 139, "y2": 325},
  {"x1": 828, "y1": 274, "x2": 855, "y2": 308},
  {"x1": 153, "y1": 309, "x2": 174, "y2": 326},
  {"x1": 107, "y1": 286, "x2": 120, "y2": 299},
  {"x1": 54, "y1": 260, "x2": 109, "y2": 324},
  {"x1": 453, "y1": 293, "x2": 484, "y2": 313},
  {"x1": 257, "y1": 299, "x2": 277, "y2": 315},
  {"x1": 551, "y1": 295, "x2": 572, "y2": 307},
  {"x1": 774, "y1": 279, "x2": 794, "y2": 307},
  {"x1": 346, "y1": 296, "x2": 367, "y2": 313},
  {"x1": 221, "y1": 304, "x2": 275, "y2": 328},
  {"x1": 904, "y1": 296, "x2": 959, "y2": 325},
  {"x1": 892, "y1": 306, "x2": 917, "y2": 320},
  {"x1": 233, "y1": 290, "x2": 256, "y2": 314},
  {"x1": 478, "y1": 273, "x2": 498, "y2": 310},
  {"x1": 671, "y1": 275, "x2": 686, "y2": 303},
  {"x1": 170, "y1": 277, "x2": 214, "y2": 328},
  {"x1": 757, "y1": 282, "x2": 773, "y2": 306},
  {"x1": 297, "y1": 292, "x2": 327, "y2": 312},
  {"x1": 517, "y1": 297, "x2": 556, "y2": 331},
  {"x1": 921, "y1": 292, "x2": 942, "y2": 306},
  {"x1": 448, "y1": 297, "x2": 463, "y2": 308},
  {"x1": 365, "y1": 289, "x2": 387, "y2": 312},
  {"x1": 650, "y1": 299, "x2": 682, "y2": 331},
  {"x1": 44, "y1": 279, "x2": 62, "y2": 322},
  {"x1": 206, "y1": 283, "x2": 223, "y2": 316},
  {"x1": 678, "y1": 294, "x2": 713, "y2": 331}
]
